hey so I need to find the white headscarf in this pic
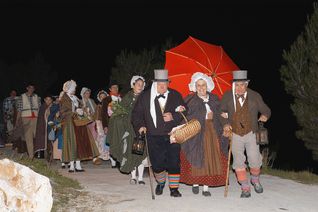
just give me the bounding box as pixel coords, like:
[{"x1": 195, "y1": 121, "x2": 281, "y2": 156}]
[
  {"x1": 80, "y1": 87, "x2": 91, "y2": 99},
  {"x1": 130, "y1": 75, "x2": 146, "y2": 89},
  {"x1": 188, "y1": 72, "x2": 215, "y2": 92},
  {"x1": 96, "y1": 90, "x2": 108, "y2": 102},
  {"x1": 62, "y1": 79, "x2": 79, "y2": 111}
]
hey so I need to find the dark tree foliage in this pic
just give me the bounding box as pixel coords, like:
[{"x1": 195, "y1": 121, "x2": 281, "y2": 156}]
[
  {"x1": 280, "y1": 2, "x2": 318, "y2": 161},
  {"x1": 0, "y1": 52, "x2": 57, "y2": 101},
  {"x1": 110, "y1": 38, "x2": 175, "y2": 95}
]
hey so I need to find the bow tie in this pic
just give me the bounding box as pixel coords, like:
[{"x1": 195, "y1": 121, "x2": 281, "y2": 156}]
[
  {"x1": 157, "y1": 94, "x2": 166, "y2": 99},
  {"x1": 236, "y1": 94, "x2": 245, "y2": 101}
]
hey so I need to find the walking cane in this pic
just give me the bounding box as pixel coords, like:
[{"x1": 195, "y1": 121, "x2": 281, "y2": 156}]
[
  {"x1": 144, "y1": 133, "x2": 155, "y2": 200},
  {"x1": 224, "y1": 131, "x2": 232, "y2": 198}
]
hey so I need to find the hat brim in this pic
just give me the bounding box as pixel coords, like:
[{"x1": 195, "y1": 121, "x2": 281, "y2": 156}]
[
  {"x1": 152, "y1": 79, "x2": 171, "y2": 82},
  {"x1": 232, "y1": 79, "x2": 250, "y2": 82}
]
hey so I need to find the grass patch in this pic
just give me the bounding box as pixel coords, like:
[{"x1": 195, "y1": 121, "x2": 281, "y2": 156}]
[
  {"x1": 0, "y1": 147, "x2": 84, "y2": 211},
  {"x1": 262, "y1": 166, "x2": 318, "y2": 185}
]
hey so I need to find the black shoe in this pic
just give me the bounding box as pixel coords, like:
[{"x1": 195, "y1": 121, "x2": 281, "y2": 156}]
[
  {"x1": 155, "y1": 183, "x2": 165, "y2": 195},
  {"x1": 138, "y1": 180, "x2": 146, "y2": 185},
  {"x1": 202, "y1": 191, "x2": 211, "y2": 197},
  {"x1": 61, "y1": 164, "x2": 66, "y2": 169},
  {"x1": 192, "y1": 186, "x2": 199, "y2": 194},
  {"x1": 75, "y1": 168, "x2": 85, "y2": 172},
  {"x1": 68, "y1": 168, "x2": 75, "y2": 173},
  {"x1": 251, "y1": 181, "x2": 264, "y2": 193},
  {"x1": 240, "y1": 190, "x2": 251, "y2": 198},
  {"x1": 170, "y1": 188, "x2": 182, "y2": 197}
]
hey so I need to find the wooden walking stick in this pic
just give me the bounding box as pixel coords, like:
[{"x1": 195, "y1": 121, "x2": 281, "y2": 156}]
[
  {"x1": 224, "y1": 131, "x2": 233, "y2": 198},
  {"x1": 144, "y1": 133, "x2": 155, "y2": 200}
]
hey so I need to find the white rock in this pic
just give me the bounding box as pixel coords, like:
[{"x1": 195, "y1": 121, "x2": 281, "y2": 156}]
[{"x1": 0, "y1": 158, "x2": 53, "y2": 212}]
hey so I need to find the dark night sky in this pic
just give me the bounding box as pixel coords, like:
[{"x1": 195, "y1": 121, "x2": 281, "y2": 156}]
[{"x1": 1, "y1": 1, "x2": 317, "y2": 171}]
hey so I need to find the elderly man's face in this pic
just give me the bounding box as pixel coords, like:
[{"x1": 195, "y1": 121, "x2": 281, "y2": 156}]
[
  {"x1": 234, "y1": 81, "x2": 248, "y2": 95},
  {"x1": 157, "y1": 82, "x2": 169, "y2": 94}
]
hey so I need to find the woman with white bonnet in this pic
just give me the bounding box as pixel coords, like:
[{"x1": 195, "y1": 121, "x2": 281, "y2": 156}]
[
  {"x1": 178, "y1": 72, "x2": 229, "y2": 196},
  {"x1": 59, "y1": 79, "x2": 99, "y2": 172},
  {"x1": 108, "y1": 75, "x2": 148, "y2": 185},
  {"x1": 80, "y1": 87, "x2": 104, "y2": 165}
]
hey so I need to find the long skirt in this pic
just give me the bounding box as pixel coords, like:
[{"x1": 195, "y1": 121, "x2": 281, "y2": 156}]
[
  {"x1": 74, "y1": 124, "x2": 100, "y2": 160},
  {"x1": 108, "y1": 114, "x2": 147, "y2": 173},
  {"x1": 180, "y1": 120, "x2": 228, "y2": 186},
  {"x1": 88, "y1": 120, "x2": 109, "y2": 160}
]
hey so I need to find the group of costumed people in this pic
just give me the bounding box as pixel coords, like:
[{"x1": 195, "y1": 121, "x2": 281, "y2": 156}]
[
  {"x1": 16, "y1": 67, "x2": 270, "y2": 199},
  {"x1": 129, "y1": 69, "x2": 270, "y2": 198}
]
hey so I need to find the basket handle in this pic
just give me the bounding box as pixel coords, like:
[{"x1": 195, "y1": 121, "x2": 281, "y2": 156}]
[{"x1": 178, "y1": 111, "x2": 188, "y2": 123}]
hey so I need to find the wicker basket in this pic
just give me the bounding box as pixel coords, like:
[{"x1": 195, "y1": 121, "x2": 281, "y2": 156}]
[
  {"x1": 173, "y1": 112, "x2": 201, "y2": 144},
  {"x1": 73, "y1": 114, "x2": 93, "y2": 126}
]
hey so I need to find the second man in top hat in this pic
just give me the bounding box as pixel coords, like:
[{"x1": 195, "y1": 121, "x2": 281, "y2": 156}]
[{"x1": 132, "y1": 69, "x2": 187, "y2": 197}]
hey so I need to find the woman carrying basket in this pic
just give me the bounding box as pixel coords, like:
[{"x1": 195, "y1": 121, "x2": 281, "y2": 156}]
[{"x1": 176, "y1": 72, "x2": 229, "y2": 197}]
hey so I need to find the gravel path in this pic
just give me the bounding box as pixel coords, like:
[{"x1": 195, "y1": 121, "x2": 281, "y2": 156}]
[{"x1": 57, "y1": 160, "x2": 318, "y2": 212}]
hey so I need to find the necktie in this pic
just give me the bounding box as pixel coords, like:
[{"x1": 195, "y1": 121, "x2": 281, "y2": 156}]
[{"x1": 237, "y1": 94, "x2": 245, "y2": 102}]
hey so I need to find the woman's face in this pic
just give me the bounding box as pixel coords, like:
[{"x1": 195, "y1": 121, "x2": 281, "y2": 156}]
[
  {"x1": 99, "y1": 93, "x2": 107, "y2": 101},
  {"x1": 84, "y1": 91, "x2": 91, "y2": 99},
  {"x1": 133, "y1": 80, "x2": 145, "y2": 94},
  {"x1": 195, "y1": 79, "x2": 207, "y2": 97}
]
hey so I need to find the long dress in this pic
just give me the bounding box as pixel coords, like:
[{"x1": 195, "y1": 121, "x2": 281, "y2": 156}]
[
  {"x1": 34, "y1": 103, "x2": 50, "y2": 155},
  {"x1": 180, "y1": 93, "x2": 229, "y2": 186},
  {"x1": 60, "y1": 93, "x2": 99, "y2": 162},
  {"x1": 108, "y1": 90, "x2": 147, "y2": 173}
]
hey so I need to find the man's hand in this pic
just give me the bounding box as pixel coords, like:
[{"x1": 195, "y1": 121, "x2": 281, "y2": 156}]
[
  {"x1": 163, "y1": 112, "x2": 173, "y2": 122},
  {"x1": 138, "y1": 127, "x2": 147, "y2": 135},
  {"x1": 104, "y1": 127, "x2": 108, "y2": 134},
  {"x1": 258, "y1": 115, "x2": 268, "y2": 122},
  {"x1": 223, "y1": 124, "x2": 232, "y2": 137}
]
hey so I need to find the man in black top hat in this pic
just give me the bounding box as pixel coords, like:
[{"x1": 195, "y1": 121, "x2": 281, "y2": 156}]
[{"x1": 132, "y1": 69, "x2": 186, "y2": 197}]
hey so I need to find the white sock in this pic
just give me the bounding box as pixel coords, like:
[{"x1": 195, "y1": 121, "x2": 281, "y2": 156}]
[
  {"x1": 61, "y1": 162, "x2": 65, "y2": 166},
  {"x1": 75, "y1": 160, "x2": 82, "y2": 170},
  {"x1": 131, "y1": 168, "x2": 137, "y2": 179},
  {"x1": 203, "y1": 185, "x2": 209, "y2": 192},
  {"x1": 193, "y1": 184, "x2": 199, "y2": 187},
  {"x1": 69, "y1": 161, "x2": 75, "y2": 170},
  {"x1": 137, "y1": 163, "x2": 145, "y2": 181},
  {"x1": 110, "y1": 157, "x2": 116, "y2": 166}
]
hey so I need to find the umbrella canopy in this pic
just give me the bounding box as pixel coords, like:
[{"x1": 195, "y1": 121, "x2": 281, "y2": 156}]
[{"x1": 165, "y1": 36, "x2": 239, "y2": 98}]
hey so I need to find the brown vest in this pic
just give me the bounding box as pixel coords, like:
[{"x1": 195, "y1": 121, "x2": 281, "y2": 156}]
[{"x1": 232, "y1": 96, "x2": 252, "y2": 136}]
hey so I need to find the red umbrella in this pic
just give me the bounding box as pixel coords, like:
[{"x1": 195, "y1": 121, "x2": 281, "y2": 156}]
[{"x1": 165, "y1": 36, "x2": 239, "y2": 98}]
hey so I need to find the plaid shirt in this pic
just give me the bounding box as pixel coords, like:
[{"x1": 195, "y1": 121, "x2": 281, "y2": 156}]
[
  {"x1": 16, "y1": 93, "x2": 41, "y2": 112},
  {"x1": 3, "y1": 97, "x2": 18, "y2": 121}
]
